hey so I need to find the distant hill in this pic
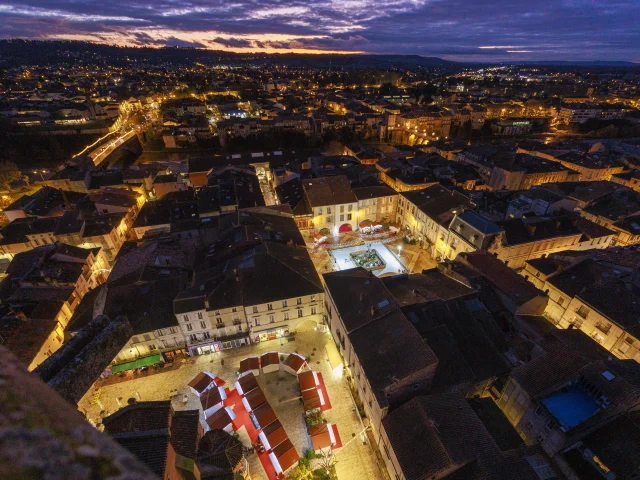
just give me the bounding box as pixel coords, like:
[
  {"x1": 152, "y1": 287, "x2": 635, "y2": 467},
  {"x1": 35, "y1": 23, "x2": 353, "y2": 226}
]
[
  {"x1": 0, "y1": 40, "x2": 635, "y2": 69},
  {"x1": 0, "y1": 39, "x2": 454, "y2": 69}
]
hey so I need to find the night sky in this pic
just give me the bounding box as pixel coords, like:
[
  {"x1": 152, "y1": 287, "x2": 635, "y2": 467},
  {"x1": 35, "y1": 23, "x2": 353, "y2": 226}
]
[{"x1": 0, "y1": 0, "x2": 638, "y2": 62}]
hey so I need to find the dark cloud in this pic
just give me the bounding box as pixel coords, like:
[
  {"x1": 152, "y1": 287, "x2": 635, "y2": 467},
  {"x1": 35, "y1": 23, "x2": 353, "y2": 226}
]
[
  {"x1": 0, "y1": 0, "x2": 638, "y2": 61},
  {"x1": 211, "y1": 37, "x2": 253, "y2": 48},
  {"x1": 159, "y1": 36, "x2": 206, "y2": 48}
]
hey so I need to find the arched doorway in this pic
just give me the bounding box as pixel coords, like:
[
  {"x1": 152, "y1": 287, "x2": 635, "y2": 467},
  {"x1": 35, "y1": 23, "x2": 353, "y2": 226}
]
[
  {"x1": 296, "y1": 319, "x2": 318, "y2": 332},
  {"x1": 339, "y1": 223, "x2": 352, "y2": 233}
]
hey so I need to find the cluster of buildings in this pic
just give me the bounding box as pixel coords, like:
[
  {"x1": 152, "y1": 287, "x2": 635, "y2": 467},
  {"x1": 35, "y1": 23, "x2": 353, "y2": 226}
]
[{"x1": 323, "y1": 247, "x2": 640, "y2": 480}]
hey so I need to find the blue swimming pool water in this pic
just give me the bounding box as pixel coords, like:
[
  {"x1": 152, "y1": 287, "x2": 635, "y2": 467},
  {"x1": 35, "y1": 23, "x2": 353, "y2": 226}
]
[{"x1": 541, "y1": 385, "x2": 600, "y2": 429}]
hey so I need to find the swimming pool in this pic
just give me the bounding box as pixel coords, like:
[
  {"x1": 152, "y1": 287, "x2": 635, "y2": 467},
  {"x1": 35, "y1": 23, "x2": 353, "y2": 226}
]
[{"x1": 541, "y1": 385, "x2": 600, "y2": 430}]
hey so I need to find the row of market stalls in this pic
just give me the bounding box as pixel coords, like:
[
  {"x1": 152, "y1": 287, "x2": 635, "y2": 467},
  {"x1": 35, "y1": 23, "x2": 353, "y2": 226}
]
[
  {"x1": 239, "y1": 351, "x2": 307, "y2": 377},
  {"x1": 187, "y1": 372, "x2": 236, "y2": 433},
  {"x1": 358, "y1": 220, "x2": 401, "y2": 234},
  {"x1": 235, "y1": 372, "x2": 300, "y2": 478},
  {"x1": 187, "y1": 350, "x2": 339, "y2": 479}
]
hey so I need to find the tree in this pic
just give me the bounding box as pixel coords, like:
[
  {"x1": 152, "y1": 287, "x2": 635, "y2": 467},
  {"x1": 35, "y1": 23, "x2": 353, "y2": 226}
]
[{"x1": 0, "y1": 161, "x2": 22, "y2": 192}]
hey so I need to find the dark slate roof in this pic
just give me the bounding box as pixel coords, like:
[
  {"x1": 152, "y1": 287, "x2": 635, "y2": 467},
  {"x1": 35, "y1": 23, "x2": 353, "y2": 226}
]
[
  {"x1": 170, "y1": 410, "x2": 201, "y2": 459},
  {"x1": 352, "y1": 185, "x2": 397, "y2": 200},
  {"x1": 196, "y1": 429, "x2": 244, "y2": 479},
  {"x1": 103, "y1": 401, "x2": 172, "y2": 434},
  {"x1": 194, "y1": 239, "x2": 322, "y2": 311},
  {"x1": 403, "y1": 297, "x2": 510, "y2": 387},
  {"x1": 275, "y1": 178, "x2": 312, "y2": 216},
  {"x1": 401, "y1": 184, "x2": 472, "y2": 228},
  {"x1": 323, "y1": 268, "x2": 399, "y2": 333},
  {"x1": 301, "y1": 175, "x2": 357, "y2": 207},
  {"x1": 579, "y1": 410, "x2": 640, "y2": 479},
  {"x1": 458, "y1": 251, "x2": 543, "y2": 305},
  {"x1": 112, "y1": 431, "x2": 170, "y2": 477},
  {"x1": 497, "y1": 215, "x2": 581, "y2": 246},
  {"x1": 577, "y1": 280, "x2": 640, "y2": 337},
  {"x1": 382, "y1": 394, "x2": 500, "y2": 480},
  {"x1": 349, "y1": 309, "x2": 438, "y2": 408}
]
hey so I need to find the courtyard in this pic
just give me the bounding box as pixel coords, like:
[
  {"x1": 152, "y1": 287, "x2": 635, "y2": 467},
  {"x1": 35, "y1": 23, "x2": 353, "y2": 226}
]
[
  {"x1": 79, "y1": 330, "x2": 382, "y2": 480},
  {"x1": 331, "y1": 242, "x2": 406, "y2": 277}
]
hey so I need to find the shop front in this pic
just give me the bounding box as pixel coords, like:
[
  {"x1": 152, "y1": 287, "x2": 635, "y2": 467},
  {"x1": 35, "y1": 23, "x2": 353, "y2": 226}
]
[
  {"x1": 189, "y1": 333, "x2": 251, "y2": 355},
  {"x1": 252, "y1": 325, "x2": 289, "y2": 344}
]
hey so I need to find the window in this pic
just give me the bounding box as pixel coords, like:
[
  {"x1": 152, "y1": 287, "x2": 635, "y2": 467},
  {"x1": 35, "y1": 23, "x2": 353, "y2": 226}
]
[
  {"x1": 311, "y1": 306, "x2": 317, "y2": 315},
  {"x1": 347, "y1": 213, "x2": 352, "y2": 221},
  {"x1": 326, "y1": 216, "x2": 332, "y2": 223},
  {"x1": 269, "y1": 314, "x2": 275, "y2": 323},
  {"x1": 546, "y1": 419, "x2": 557, "y2": 430},
  {"x1": 298, "y1": 309, "x2": 303, "y2": 318},
  {"x1": 237, "y1": 324, "x2": 242, "y2": 332},
  {"x1": 255, "y1": 318, "x2": 261, "y2": 326},
  {"x1": 557, "y1": 296, "x2": 565, "y2": 306},
  {"x1": 340, "y1": 205, "x2": 344, "y2": 213},
  {"x1": 215, "y1": 311, "x2": 220, "y2": 315},
  {"x1": 149, "y1": 344, "x2": 156, "y2": 351},
  {"x1": 232, "y1": 307, "x2": 237, "y2": 313},
  {"x1": 216, "y1": 317, "x2": 223, "y2": 325},
  {"x1": 535, "y1": 405, "x2": 544, "y2": 417},
  {"x1": 577, "y1": 305, "x2": 590, "y2": 318},
  {"x1": 536, "y1": 434, "x2": 546, "y2": 443},
  {"x1": 197, "y1": 312, "x2": 203, "y2": 320},
  {"x1": 186, "y1": 324, "x2": 193, "y2": 331},
  {"x1": 297, "y1": 298, "x2": 302, "y2": 305},
  {"x1": 284, "y1": 312, "x2": 289, "y2": 320},
  {"x1": 183, "y1": 315, "x2": 189, "y2": 322},
  {"x1": 340, "y1": 214, "x2": 344, "y2": 222},
  {"x1": 267, "y1": 303, "x2": 273, "y2": 311},
  {"x1": 327, "y1": 207, "x2": 332, "y2": 214},
  {"x1": 203, "y1": 331, "x2": 211, "y2": 339},
  {"x1": 317, "y1": 208, "x2": 323, "y2": 215},
  {"x1": 383, "y1": 444, "x2": 391, "y2": 460},
  {"x1": 253, "y1": 306, "x2": 258, "y2": 313},
  {"x1": 525, "y1": 421, "x2": 534, "y2": 430},
  {"x1": 311, "y1": 295, "x2": 315, "y2": 301},
  {"x1": 161, "y1": 339, "x2": 168, "y2": 348},
  {"x1": 200, "y1": 321, "x2": 207, "y2": 329},
  {"x1": 143, "y1": 334, "x2": 151, "y2": 341},
  {"x1": 282, "y1": 300, "x2": 288, "y2": 308},
  {"x1": 348, "y1": 204, "x2": 353, "y2": 212},
  {"x1": 131, "y1": 336, "x2": 139, "y2": 344}
]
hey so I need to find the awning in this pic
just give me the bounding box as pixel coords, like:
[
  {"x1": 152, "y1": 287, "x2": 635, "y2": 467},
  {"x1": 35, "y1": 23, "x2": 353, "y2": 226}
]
[{"x1": 111, "y1": 354, "x2": 162, "y2": 373}]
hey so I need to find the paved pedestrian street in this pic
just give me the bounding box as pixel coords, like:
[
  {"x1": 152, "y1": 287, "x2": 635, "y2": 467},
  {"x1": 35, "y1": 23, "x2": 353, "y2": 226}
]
[{"x1": 79, "y1": 330, "x2": 382, "y2": 480}]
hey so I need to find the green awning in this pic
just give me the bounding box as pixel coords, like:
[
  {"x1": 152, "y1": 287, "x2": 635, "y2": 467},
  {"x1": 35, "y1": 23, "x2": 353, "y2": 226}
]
[{"x1": 111, "y1": 354, "x2": 162, "y2": 374}]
